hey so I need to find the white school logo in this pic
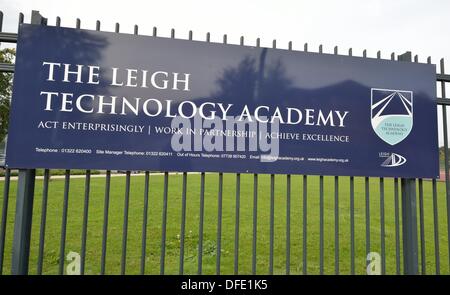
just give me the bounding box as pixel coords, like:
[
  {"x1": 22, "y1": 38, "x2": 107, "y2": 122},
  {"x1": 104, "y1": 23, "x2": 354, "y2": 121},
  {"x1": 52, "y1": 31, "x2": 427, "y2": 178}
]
[
  {"x1": 371, "y1": 88, "x2": 413, "y2": 145},
  {"x1": 380, "y1": 152, "x2": 407, "y2": 167}
]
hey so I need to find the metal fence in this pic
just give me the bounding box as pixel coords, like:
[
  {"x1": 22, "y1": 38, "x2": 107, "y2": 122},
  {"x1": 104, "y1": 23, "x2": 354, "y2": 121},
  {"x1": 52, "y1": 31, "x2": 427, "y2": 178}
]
[{"x1": 1, "y1": 10, "x2": 450, "y2": 275}]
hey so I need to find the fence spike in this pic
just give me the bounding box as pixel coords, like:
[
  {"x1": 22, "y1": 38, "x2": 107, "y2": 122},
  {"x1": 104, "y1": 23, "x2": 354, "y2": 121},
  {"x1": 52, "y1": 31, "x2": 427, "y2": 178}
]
[{"x1": 18, "y1": 12, "x2": 24, "y2": 27}]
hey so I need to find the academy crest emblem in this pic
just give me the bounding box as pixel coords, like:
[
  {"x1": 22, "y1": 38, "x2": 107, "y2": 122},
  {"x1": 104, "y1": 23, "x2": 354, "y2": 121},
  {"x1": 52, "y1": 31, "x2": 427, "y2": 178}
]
[{"x1": 371, "y1": 88, "x2": 413, "y2": 145}]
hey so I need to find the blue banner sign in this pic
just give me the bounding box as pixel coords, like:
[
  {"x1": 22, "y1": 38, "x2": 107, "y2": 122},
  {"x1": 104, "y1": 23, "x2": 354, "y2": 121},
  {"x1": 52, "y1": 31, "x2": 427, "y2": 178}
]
[{"x1": 6, "y1": 24, "x2": 439, "y2": 177}]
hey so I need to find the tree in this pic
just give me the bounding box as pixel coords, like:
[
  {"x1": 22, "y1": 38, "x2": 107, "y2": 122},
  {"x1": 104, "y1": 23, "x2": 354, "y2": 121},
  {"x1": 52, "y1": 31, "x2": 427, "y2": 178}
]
[{"x1": 0, "y1": 48, "x2": 15, "y2": 143}]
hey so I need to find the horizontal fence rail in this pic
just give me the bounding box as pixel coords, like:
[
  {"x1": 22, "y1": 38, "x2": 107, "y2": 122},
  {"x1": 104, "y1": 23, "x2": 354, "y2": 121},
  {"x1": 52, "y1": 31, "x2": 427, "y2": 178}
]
[{"x1": 0, "y1": 10, "x2": 450, "y2": 275}]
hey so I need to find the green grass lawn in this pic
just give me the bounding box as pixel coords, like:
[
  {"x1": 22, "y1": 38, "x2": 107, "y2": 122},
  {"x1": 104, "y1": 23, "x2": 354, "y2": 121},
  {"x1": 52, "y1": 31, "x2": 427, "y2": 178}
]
[{"x1": 0, "y1": 173, "x2": 449, "y2": 275}]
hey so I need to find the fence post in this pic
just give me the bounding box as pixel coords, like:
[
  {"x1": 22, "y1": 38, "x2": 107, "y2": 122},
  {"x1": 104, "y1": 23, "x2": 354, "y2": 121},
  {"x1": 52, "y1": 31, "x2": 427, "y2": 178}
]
[
  {"x1": 398, "y1": 51, "x2": 419, "y2": 275},
  {"x1": 11, "y1": 170, "x2": 36, "y2": 274},
  {"x1": 10, "y1": 10, "x2": 44, "y2": 275}
]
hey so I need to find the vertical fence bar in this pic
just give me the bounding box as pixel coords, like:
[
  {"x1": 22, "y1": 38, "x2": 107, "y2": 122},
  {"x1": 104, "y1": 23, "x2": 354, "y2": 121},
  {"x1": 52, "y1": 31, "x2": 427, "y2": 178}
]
[
  {"x1": 234, "y1": 173, "x2": 240, "y2": 275},
  {"x1": 216, "y1": 173, "x2": 223, "y2": 275},
  {"x1": 108, "y1": 19, "x2": 121, "y2": 274},
  {"x1": 418, "y1": 179, "x2": 426, "y2": 274},
  {"x1": 179, "y1": 172, "x2": 187, "y2": 274},
  {"x1": 350, "y1": 176, "x2": 355, "y2": 274},
  {"x1": 394, "y1": 178, "x2": 401, "y2": 275},
  {"x1": 160, "y1": 172, "x2": 169, "y2": 275},
  {"x1": 215, "y1": 36, "x2": 227, "y2": 276},
  {"x1": 428, "y1": 57, "x2": 439, "y2": 275},
  {"x1": 414, "y1": 54, "x2": 427, "y2": 275},
  {"x1": 198, "y1": 172, "x2": 205, "y2": 275},
  {"x1": 440, "y1": 59, "x2": 450, "y2": 269},
  {"x1": 286, "y1": 41, "x2": 293, "y2": 275},
  {"x1": 286, "y1": 174, "x2": 291, "y2": 275},
  {"x1": 380, "y1": 177, "x2": 385, "y2": 274},
  {"x1": 0, "y1": 168, "x2": 11, "y2": 274},
  {"x1": 100, "y1": 170, "x2": 110, "y2": 275},
  {"x1": 251, "y1": 37, "x2": 261, "y2": 275},
  {"x1": 388, "y1": 54, "x2": 395, "y2": 279},
  {"x1": 303, "y1": 175, "x2": 307, "y2": 274},
  {"x1": 0, "y1": 12, "x2": 4, "y2": 271},
  {"x1": 269, "y1": 174, "x2": 275, "y2": 274},
  {"x1": 252, "y1": 173, "x2": 258, "y2": 275},
  {"x1": 121, "y1": 171, "x2": 131, "y2": 275},
  {"x1": 432, "y1": 179, "x2": 440, "y2": 274},
  {"x1": 334, "y1": 176, "x2": 339, "y2": 275},
  {"x1": 349, "y1": 47, "x2": 355, "y2": 275},
  {"x1": 365, "y1": 177, "x2": 370, "y2": 263},
  {"x1": 319, "y1": 175, "x2": 324, "y2": 275},
  {"x1": 57, "y1": 170, "x2": 70, "y2": 275},
  {"x1": 141, "y1": 171, "x2": 150, "y2": 275},
  {"x1": 80, "y1": 170, "x2": 91, "y2": 275}
]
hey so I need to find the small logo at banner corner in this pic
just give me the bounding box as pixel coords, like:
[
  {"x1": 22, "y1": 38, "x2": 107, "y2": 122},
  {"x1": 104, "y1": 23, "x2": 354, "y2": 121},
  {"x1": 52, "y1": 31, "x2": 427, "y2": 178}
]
[
  {"x1": 371, "y1": 88, "x2": 413, "y2": 145},
  {"x1": 379, "y1": 152, "x2": 407, "y2": 167}
]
